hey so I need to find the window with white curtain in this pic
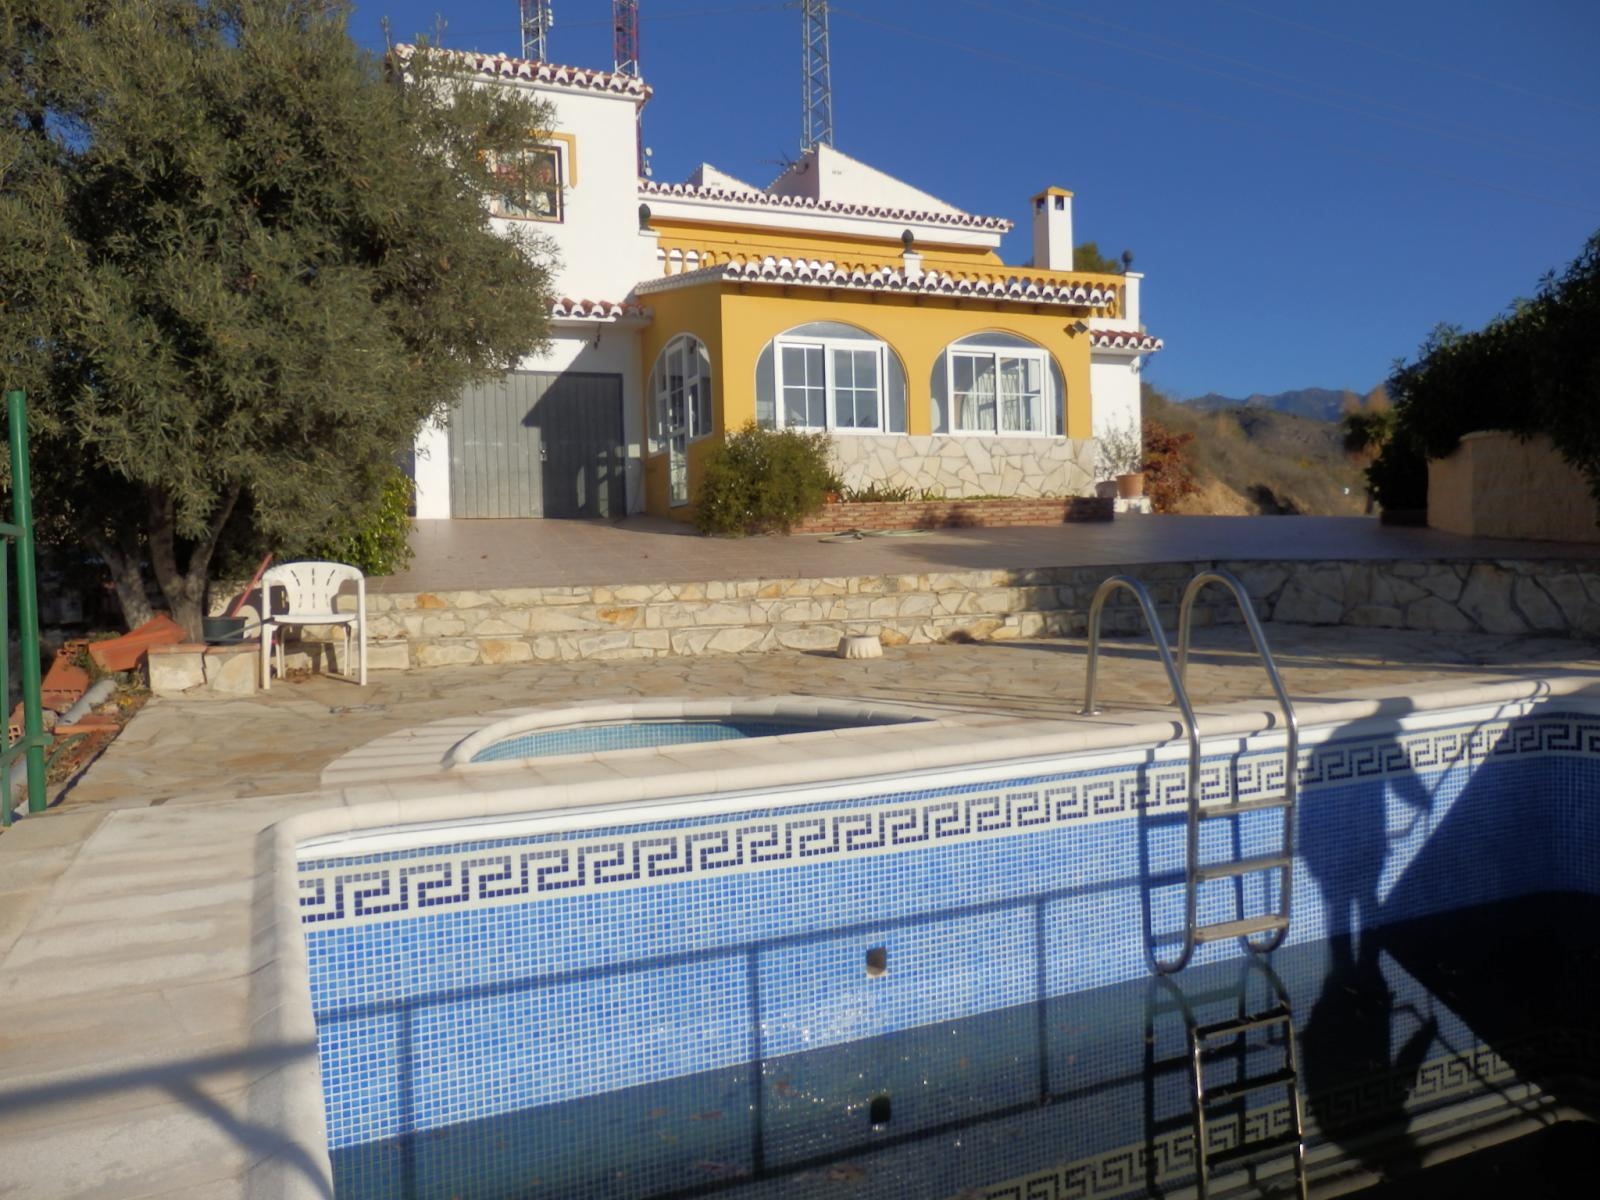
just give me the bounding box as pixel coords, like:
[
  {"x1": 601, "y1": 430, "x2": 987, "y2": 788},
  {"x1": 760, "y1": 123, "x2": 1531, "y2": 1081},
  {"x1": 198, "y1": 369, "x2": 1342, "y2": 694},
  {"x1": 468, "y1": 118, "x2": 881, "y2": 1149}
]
[
  {"x1": 755, "y1": 322, "x2": 906, "y2": 434},
  {"x1": 933, "y1": 334, "x2": 1060, "y2": 437}
]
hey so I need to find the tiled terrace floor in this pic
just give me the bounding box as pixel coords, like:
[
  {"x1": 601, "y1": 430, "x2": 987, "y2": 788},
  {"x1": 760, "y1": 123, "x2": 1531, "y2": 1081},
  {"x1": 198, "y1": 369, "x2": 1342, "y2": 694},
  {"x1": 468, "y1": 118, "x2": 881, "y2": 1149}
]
[{"x1": 371, "y1": 515, "x2": 1600, "y2": 593}]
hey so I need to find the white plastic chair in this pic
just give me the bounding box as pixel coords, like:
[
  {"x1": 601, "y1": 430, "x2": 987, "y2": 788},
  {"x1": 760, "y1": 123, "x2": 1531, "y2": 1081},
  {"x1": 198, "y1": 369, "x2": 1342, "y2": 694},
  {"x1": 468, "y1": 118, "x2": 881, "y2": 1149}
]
[{"x1": 259, "y1": 561, "x2": 367, "y2": 690}]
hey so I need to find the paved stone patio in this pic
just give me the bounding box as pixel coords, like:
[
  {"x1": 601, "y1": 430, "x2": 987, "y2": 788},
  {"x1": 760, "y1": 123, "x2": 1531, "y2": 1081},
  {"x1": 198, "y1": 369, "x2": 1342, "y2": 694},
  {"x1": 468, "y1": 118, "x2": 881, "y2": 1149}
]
[
  {"x1": 374, "y1": 515, "x2": 1600, "y2": 593},
  {"x1": 51, "y1": 623, "x2": 1600, "y2": 811}
]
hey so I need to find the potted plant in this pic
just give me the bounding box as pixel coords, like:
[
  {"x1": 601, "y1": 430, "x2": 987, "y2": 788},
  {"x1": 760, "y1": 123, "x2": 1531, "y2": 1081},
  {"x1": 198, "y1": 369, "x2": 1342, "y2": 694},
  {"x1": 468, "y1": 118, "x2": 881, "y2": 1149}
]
[{"x1": 1096, "y1": 420, "x2": 1146, "y2": 498}]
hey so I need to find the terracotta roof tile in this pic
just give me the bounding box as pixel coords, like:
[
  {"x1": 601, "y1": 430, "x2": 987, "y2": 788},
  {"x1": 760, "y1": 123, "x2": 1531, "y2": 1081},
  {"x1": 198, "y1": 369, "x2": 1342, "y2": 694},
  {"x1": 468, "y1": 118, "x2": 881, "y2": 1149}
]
[
  {"x1": 550, "y1": 298, "x2": 651, "y2": 320},
  {"x1": 393, "y1": 45, "x2": 651, "y2": 99},
  {"x1": 1088, "y1": 329, "x2": 1164, "y2": 353},
  {"x1": 639, "y1": 181, "x2": 1013, "y2": 232},
  {"x1": 636, "y1": 255, "x2": 1112, "y2": 307}
]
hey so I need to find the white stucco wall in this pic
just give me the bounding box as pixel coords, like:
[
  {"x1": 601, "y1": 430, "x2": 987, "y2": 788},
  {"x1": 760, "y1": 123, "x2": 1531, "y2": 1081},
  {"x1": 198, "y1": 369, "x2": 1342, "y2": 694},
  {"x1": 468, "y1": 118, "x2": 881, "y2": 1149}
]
[
  {"x1": 412, "y1": 76, "x2": 650, "y2": 520},
  {"x1": 485, "y1": 82, "x2": 646, "y2": 302},
  {"x1": 411, "y1": 328, "x2": 646, "y2": 518},
  {"x1": 1089, "y1": 356, "x2": 1142, "y2": 445},
  {"x1": 1087, "y1": 272, "x2": 1148, "y2": 461}
]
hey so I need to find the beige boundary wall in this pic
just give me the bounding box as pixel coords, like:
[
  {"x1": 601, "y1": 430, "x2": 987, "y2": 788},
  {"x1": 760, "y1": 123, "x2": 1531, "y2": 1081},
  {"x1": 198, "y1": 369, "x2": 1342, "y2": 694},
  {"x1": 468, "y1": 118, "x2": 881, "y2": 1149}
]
[
  {"x1": 146, "y1": 556, "x2": 1600, "y2": 693},
  {"x1": 1429, "y1": 430, "x2": 1600, "y2": 543}
]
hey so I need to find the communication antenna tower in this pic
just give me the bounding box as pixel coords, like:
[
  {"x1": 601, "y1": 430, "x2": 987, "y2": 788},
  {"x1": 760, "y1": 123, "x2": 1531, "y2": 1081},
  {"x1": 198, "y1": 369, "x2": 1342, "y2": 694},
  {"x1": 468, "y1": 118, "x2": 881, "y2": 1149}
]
[
  {"x1": 801, "y1": 0, "x2": 833, "y2": 152},
  {"x1": 613, "y1": 1, "x2": 640, "y2": 76},
  {"x1": 612, "y1": 2, "x2": 646, "y2": 176},
  {"x1": 520, "y1": 0, "x2": 554, "y2": 61}
]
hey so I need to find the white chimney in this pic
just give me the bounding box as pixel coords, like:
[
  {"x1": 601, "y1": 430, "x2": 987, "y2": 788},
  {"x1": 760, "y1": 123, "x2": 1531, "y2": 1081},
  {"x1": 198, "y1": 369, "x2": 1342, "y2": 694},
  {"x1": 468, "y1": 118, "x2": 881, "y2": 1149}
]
[
  {"x1": 1031, "y1": 187, "x2": 1074, "y2": 271},
  {"x1": 1123, "y1": 271, "x2": 1143, "y2": 326}
]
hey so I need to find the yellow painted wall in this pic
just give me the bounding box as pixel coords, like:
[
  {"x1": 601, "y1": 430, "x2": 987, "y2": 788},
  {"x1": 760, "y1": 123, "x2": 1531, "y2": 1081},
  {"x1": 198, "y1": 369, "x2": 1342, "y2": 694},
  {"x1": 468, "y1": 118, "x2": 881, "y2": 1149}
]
[
  {"x1": 648, "y1": 218, "x2": 1127, "y2": 312},
  {"x1": 636, "y1": 284, "x2": 727, "y2": 520},
  {"x1": 636, "y1": 282, "x2": 1101, "y2": 516},
  {"x1": 649, "y1": 217, "x2": 1004, "y2": 275},
  {"x1": 716, "y1": 288, "x2": 1094, "y2": 440}
]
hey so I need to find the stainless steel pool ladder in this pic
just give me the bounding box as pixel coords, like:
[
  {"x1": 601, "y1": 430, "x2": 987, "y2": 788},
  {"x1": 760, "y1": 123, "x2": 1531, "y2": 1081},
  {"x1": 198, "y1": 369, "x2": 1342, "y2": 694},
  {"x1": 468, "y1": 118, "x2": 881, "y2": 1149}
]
[
  {"x1": 1082, "y1": 570, "x2": 1300, "y2": 974},
  {"x1": 1148, "y1": 962, "x2": 1309, "y2": 1199}
]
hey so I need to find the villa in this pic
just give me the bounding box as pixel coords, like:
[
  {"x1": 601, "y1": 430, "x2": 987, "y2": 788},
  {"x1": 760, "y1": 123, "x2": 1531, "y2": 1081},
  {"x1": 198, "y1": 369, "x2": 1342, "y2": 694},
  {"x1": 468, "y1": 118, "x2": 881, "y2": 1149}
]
[{"x1": 402, "y1": 46, "x2": 1163, "y2": 521}]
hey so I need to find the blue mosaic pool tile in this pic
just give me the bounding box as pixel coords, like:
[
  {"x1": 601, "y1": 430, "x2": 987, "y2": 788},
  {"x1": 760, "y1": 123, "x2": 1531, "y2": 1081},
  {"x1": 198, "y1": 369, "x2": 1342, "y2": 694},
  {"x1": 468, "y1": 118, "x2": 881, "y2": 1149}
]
[{"x1": 302, "y1": 707, "x2": 1600, "y2": 1160}]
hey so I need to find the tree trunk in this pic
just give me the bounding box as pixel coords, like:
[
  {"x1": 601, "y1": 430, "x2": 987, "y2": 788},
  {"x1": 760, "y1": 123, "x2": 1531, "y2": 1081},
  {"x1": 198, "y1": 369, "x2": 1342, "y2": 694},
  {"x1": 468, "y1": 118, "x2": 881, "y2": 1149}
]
[
  {"x1": 89, "y1": 536, "x2": 155, "y2": 631},
  {"x1": 145, "y1": 485, "x2": 242, "y2": 642}
]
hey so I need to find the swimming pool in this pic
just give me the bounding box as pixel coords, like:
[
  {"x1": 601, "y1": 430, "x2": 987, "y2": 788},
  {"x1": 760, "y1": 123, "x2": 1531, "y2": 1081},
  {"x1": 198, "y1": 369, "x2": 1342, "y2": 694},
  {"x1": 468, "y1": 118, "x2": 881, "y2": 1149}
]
[
  {"x1": 451, "y1": 700, "x2": 929, "y2": 766},
  {"x1": 285, "y1": 678, "x2": 1600, "y2": 1198}
]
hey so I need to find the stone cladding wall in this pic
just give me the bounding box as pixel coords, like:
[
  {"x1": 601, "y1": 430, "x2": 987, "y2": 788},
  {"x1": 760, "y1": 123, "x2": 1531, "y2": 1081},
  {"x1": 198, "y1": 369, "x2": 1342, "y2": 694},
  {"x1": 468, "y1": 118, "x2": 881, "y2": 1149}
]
[
  {"x1": 337, "y1": 557, "x2": 1600, "y2": 670},
  {"x1": 793, "y1": 497, "x2": 1112, "y2": 533},
  {"x1": 828, "y1": 435, "x2": 1097, "y2": 499}
]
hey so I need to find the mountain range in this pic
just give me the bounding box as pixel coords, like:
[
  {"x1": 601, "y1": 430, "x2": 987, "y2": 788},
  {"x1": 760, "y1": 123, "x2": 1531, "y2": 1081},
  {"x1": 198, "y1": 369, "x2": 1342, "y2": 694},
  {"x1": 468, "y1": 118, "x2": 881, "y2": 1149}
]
[{"x1": 1182, "y1": 387, "x2": 1377, "y2": 423}]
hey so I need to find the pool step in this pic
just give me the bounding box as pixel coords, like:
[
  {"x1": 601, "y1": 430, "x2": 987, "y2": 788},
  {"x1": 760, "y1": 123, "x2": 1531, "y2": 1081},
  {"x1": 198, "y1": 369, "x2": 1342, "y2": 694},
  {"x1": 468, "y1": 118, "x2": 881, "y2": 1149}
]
[
  {"x1": 1201, "y1": 1067, "x2": 1298, "y2": 1104},
  {"x1": 1196, "y1": 854, "x2": 1291, "y2": 883},
  {"x1": 1199, "y1": 792, "x2": 1292, "y2": 818},
  {"x1": 1208, "y1": 1128, "x2": 1304, "y2": 1169},
  {"x1": 1195, "y1": 1006, "x2": 1292, "y2": 1042},
  {"x1": 1194, "y1": 914, "x2": 1289, "y2": 945}
]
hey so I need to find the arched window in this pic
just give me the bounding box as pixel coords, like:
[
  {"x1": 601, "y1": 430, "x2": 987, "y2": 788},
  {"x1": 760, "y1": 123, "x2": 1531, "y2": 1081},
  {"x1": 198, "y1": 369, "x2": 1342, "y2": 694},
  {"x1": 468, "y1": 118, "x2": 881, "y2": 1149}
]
[
  {"x1": 931, "y1": 332, "x2": 1064, "y2": 437},
  {"x1": 648, "y1": 335, "x2": 713, "y2": 451},
  {"x1": 754, "y1": 321, "x2": 907, "y2": 434}
]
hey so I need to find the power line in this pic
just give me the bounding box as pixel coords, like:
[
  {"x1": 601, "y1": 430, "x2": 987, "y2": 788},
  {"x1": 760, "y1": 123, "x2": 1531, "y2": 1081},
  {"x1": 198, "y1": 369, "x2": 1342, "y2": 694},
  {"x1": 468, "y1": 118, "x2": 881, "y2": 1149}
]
[
  {"x1": 828, "y1": 4, "x2": 1600, "y2": 217},
  {"x1": 1209, "y1": 0, "x2": 1600, "y2": 117}
]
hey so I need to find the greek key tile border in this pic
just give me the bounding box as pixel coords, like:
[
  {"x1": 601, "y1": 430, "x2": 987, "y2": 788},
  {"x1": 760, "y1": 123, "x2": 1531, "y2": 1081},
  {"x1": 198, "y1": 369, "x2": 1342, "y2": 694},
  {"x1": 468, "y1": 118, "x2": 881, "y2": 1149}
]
[
  {"x1": 971, "y1": 1036, "x2": 1558, "y2": 1200},
  {"x1": 298, "y1": 712, "x2": 1600, "y2": 931}
]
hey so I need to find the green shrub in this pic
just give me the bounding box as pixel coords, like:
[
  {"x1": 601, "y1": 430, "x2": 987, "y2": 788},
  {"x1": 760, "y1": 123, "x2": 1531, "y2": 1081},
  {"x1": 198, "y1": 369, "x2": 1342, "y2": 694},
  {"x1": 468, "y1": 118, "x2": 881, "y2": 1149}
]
[
  {"x1": 840, "y1": 482, "x2": 918, "y2": 503},
  {"x1": 694, "y1": 423, "x2": 836, "y2": 535},
  {"x1": 306, "y1": 463, "x2": 416, "y2": 575}
]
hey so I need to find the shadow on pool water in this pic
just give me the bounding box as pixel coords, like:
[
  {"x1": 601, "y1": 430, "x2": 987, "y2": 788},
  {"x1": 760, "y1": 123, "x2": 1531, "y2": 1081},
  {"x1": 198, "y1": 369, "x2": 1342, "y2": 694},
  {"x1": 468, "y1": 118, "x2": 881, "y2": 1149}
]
[{"x1": 331, "y1": 893, "x2": 1600, "y2": 1199}]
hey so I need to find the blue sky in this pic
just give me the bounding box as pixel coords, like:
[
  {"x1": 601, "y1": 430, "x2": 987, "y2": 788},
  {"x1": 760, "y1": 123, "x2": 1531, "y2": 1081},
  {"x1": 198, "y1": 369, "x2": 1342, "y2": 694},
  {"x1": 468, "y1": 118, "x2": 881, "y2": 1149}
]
[{"x1": 347, "y1": 1, "x2": 1600, "y2": 401}]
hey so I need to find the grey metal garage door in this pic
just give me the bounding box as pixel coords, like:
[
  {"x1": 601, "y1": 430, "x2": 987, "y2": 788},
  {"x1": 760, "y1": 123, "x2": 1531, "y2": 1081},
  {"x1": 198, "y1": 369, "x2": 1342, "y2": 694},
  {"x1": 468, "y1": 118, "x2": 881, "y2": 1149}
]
[{"x1": 448, "y1": 371, "x2": 625, "y2": 518}]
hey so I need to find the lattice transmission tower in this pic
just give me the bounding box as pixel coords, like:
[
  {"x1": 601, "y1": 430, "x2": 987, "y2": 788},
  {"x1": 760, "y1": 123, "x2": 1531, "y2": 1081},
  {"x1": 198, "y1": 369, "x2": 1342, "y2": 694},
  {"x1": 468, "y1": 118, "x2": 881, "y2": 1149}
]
[
  {"x1": 613, "y1": 0, "x2": 640, "y2": 76},
  {"x1": 801, "y1": 0, "x2": 833, "y2": 152},
  {"x1": 520, "y1": 0, "x2": 554, "y2": 61},
  {"x1": 612, "y1": 1, "x2": 646, "y2": 175}
]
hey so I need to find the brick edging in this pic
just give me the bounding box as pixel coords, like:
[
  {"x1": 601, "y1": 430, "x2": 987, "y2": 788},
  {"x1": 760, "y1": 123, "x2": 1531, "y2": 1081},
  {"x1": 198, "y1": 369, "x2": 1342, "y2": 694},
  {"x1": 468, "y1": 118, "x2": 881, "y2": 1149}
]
[{"x1": 792, "y1": 496, "x2": 1114, "y2": 533}]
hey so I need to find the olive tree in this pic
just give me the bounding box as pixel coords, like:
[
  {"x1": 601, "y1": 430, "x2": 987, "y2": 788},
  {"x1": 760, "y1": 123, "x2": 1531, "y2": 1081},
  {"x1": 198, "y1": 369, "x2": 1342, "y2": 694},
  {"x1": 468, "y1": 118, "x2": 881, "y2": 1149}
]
[{"x1": 2, "y1": 0, "x2": 555, "y2": 635}]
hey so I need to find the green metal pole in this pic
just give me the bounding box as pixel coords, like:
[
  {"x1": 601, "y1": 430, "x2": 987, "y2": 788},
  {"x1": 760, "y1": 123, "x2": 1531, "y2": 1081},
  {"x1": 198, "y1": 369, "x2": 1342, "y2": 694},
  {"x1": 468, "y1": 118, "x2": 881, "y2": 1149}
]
[
  {"x1": 1, "y1": 547, "x2": 10, "y2": 828},
  {"x1": 7, "y1": 390, "x2": 47, "y2": 815}
]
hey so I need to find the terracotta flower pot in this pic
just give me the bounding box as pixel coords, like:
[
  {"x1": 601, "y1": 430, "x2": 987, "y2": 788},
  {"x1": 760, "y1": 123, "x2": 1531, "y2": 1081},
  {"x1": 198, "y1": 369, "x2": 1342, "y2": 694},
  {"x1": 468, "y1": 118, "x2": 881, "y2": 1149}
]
[{"x1": 1115, "y1": 472, "x2": 1145, "y2": 499}]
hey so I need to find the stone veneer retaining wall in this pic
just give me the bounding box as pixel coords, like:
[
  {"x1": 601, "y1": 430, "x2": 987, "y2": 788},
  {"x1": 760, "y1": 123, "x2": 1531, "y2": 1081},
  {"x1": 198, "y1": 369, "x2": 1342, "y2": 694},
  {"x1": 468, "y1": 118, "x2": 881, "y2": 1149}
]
[
  {"x1": 828, "y1": 434, "x2": 1096, "y2": 499},
  {"x1": 793, "y1": 496, "x2": 1112, "y2": 533},
  {"x1": 328, "y1": 557, "x2": 1600, "y2": 670}
]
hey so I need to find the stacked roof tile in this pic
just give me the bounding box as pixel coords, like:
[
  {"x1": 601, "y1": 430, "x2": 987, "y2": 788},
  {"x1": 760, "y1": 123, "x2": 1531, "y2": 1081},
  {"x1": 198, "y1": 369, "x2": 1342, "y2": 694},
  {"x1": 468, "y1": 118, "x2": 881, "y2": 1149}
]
[
  {"x1": 639, "y1": 181, "x2": 1013, "y2": 232},
  {"x1": 550, "y1": 298, "x2": 650, "y2": 320},
  {"x1": 638, "y1": 256, "x2": 1113, "y2": 307},
  {"x1": 1088, "y1": 329, "x2": 1164, "y2": 353},
  {"x1": 393, "y1": 45, "x2": 651, "y2": 98}
]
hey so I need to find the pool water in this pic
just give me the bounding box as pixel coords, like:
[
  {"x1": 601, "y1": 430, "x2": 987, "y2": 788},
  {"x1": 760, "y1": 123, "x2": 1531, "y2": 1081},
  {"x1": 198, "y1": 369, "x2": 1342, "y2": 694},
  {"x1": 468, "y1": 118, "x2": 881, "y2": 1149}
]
[
  {"x1": 328, "y1": 894, "x2": 1600, "y2": 1199},
  {"x1": 469, "y1": 719, "x2": 856, "y2": 763}
]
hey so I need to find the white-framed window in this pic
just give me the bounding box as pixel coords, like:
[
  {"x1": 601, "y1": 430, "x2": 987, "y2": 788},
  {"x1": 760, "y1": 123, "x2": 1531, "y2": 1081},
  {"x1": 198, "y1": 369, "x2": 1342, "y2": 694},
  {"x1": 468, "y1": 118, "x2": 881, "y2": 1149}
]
[
  {"x1": 490, "y1": 145, "x2": 563, "y2": 223},
  {"x1": 648, "y1": 335, "x2": 713, "y2": 451},
  {"x1": 755, "y1": 322, "x2": 906, "y2": 434},
  {"x1": 932, "y1": 333, "x2": 1063, "y2": 437}
]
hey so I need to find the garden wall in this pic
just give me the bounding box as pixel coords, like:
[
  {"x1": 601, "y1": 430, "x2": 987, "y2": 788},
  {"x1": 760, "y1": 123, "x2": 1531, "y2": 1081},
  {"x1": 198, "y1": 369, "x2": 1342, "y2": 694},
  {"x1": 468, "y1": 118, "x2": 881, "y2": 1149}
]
[{"x1": 792, "y1": 496, "x2": 1113, "y2": 533}]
